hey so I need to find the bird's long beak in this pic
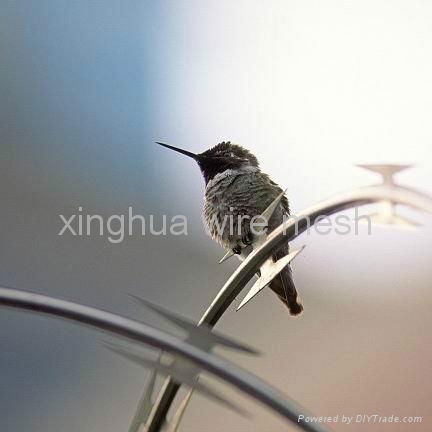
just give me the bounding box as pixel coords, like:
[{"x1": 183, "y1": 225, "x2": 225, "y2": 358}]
[{"x1": 156, "y1": 142, "x2": 199, "y2": 160}]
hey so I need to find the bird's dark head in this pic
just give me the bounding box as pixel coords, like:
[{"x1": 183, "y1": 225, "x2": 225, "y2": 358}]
[
  {"x1": 197, "y1": 141, "x2": 259, "y2": 183},
  {"x1": 156, "y1": 141, "x2": 259, "y2": 184}
]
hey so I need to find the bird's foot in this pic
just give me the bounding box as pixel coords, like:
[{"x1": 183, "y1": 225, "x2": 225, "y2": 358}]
[
  {"x1": 241, "y1": 231, "x2": 253, "y2": 246},
  {"x1": 232, "y1": 245, "x2": 242, "y2": 255}
]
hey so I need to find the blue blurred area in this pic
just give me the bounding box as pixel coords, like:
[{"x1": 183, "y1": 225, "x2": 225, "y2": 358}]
[
  {"x1": 1, "y1": 1, "x2": 163, "y2": 205},
  {"x1": 0, "y1": 3, "x2": 212, "y2": 431}
]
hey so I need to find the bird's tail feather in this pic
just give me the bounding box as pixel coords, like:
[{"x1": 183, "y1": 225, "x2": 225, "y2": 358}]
[{"x1": 269, "y1": 267, "x2": 303, "y2": 316}]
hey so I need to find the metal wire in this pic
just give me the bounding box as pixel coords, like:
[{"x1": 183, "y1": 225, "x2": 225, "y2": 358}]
[
  {"x1": 146, "y1": 183, "x2": 432, "y2": 431},
  {"x1": 0, "y1": 286, "x2": 328, "y2": 432}
]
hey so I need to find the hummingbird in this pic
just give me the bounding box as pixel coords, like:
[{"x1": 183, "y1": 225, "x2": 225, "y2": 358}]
[{"x1": 156, "y1": 141, "x2": 303, "y2": 315}]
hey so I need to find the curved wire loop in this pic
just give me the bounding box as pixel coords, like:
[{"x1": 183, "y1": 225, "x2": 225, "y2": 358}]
[
  {"x1": 146, "y1": 182, "x2": 432, "y2": 431},
  {"x1": 0, "y1": 286, "x2": 328, "y2": 432}
]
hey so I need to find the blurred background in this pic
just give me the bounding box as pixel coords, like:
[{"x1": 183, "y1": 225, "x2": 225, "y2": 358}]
[{"x1": 1, "y1": 1, "x2": 431, "y2": 431}]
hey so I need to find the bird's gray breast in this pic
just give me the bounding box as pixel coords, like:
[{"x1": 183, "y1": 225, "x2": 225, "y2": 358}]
[{"x1": 202, "y1": 168, "x2": 288, "y2": 250}]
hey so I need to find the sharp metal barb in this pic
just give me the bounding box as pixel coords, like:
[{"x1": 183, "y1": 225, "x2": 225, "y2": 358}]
[
  {"x1": 219, "y1": 249, "x2": 236, "y2": 264},
  {"x1": 104, "y1": 342, "x2": 200, "y2": 385},
  {"x1": 357, "y1": 164, "x2": 421, "y2": 229},
  {"x1": 356, "y1": 199, "x2": 420, "y2": 230},
  {"x1": 237, "y1": 248, "x2": 305, "y2": 311},
  {"x1": 105, "y1": 342, "x2": 247, "y2": 416},
  {"x1": 255, "y1": 189, "x2": 287, "y2": 236},
  {"x1": 166, "y1": 387, "x2": 195, "y2": 432},
  {"x1": 357, "y1": 164, "x2": 413, "y2": 185},
  {"x1": 367, "y1": 211, "x2": 420, "y2": 229},
  {"x1": 127, "y1": 364, "x2": 158, "y2": 432},
  {"x1": 129, "y1": 295, "x2": 259, "y2": 355}
]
